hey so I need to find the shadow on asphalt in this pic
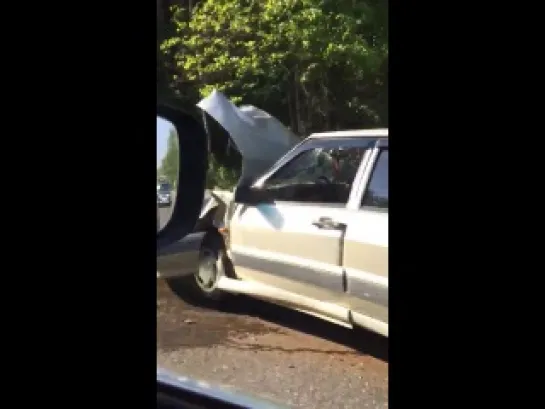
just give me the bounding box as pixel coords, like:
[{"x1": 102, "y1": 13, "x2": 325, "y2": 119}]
[{"x1": 164, "y1": 280, "x2": 388, "y2": 362}]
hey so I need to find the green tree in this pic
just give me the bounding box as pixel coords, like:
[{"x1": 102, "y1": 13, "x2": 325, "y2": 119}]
[
  {"x1": 158, "y1": 0, "x2": 387, "y2": 189},
  {"x1": 162, "y1": 0, "x2": 388, "y2": 134},
  {"x1": 157, "y1": 0, "x2": 203, "y2": 108},
  {"x1": 159, "y1": 129, "x2": 180, "y2": 187}
]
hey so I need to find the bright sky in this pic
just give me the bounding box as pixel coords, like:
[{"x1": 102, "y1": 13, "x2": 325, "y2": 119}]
[{"x1": 157, "y1": 116, "x2": 174, "y2": 168}]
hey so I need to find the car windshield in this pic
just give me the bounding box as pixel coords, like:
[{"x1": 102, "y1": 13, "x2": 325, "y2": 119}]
[{"x1": 157, "y1": 1, "x2": 388, "y2": 408}]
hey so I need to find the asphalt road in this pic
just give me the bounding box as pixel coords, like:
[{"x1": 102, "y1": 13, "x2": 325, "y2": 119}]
[
  {"x1": 158, "y1": 204, "x2": 174, "y2": 230},
  {"x1": 157, "y1": 280, "x2": 388, "y2": 408}
]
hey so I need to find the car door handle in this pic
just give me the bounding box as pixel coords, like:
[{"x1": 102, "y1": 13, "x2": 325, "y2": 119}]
[{"x1": 312, "y1": 217, "x2": 346, "y2": 230}]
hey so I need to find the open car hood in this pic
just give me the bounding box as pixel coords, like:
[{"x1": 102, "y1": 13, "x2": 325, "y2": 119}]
[{"x1": 197, "y1": 90, "x2": 300, "y2": 185}]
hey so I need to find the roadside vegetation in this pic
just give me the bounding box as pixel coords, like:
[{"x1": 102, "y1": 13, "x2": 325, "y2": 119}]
[{"x1": 157, "y1": 0, "x2": 388, "y2": 190}]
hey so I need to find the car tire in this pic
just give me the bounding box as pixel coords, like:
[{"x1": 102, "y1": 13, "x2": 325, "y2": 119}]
[{"x1": 166, "y1": 229, "x2": 232, "y2": 306}]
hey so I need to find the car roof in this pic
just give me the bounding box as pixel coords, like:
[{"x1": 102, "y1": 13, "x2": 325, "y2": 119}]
[{"x1": 308, "y1": 128, "x2": 388, "y2": 139}]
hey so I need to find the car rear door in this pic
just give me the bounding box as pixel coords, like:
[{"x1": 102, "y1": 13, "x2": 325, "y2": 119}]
[
  {"x1": 343, "y1": 139, "x2": 388, "y2": 336},
  {"x1": 228, "y1": 137, "x2": 374, "y2": 315}
]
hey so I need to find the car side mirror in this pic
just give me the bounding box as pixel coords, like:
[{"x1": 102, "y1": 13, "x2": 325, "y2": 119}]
[
  {"x1": 156, "y1": 103, "x2": 208, "y2": 249},
  {"x1": 233, "y1": 183, "x2": 273, "y2": 205}
]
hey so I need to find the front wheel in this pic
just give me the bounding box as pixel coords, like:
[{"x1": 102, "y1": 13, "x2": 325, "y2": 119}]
[{"x1": 166, "y1": 230, "x2": 231, "y2": 305}]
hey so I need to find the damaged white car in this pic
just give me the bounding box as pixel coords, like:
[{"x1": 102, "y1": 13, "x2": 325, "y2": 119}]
[{"x1": 157, "y1": 90, "x2": 389, "y2": 337}]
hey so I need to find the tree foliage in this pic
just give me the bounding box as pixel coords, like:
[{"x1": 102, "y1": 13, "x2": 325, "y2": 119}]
[
  {"x1": 206, "y1": 154, "x2": 240, "y2": 190},
  {"x1": 162, "y1": 0, "x2": 388, "y2": 134},
  {"x1": 158, "y1": 0, "x2": 388, "y2": 188}
]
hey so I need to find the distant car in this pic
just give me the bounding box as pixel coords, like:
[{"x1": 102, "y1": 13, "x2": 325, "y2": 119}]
[{"x1": 157, "y1": 182, "x2": 172, "y2": 207}]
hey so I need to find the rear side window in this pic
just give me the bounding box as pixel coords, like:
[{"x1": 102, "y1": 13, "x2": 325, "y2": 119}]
[{"x1": 361, "y1": 149, "x2": 388, "y2": 209}]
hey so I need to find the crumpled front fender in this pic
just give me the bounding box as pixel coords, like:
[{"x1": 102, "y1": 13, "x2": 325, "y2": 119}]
[{"x1": 157, "y1": 190, "x2": 235, "y2": 280}]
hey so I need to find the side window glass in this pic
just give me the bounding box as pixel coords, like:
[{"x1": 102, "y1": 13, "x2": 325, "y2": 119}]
[
  {"x1": 361, "y1": 149, "x2": 388, "y2": 209},
  {"x1": 263, "y1": 145, "x2": 367, "y2": 204}
]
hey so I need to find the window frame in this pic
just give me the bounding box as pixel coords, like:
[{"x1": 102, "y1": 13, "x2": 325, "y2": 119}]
[
  {"x1": 352, "y1": 138, "x2": 388, "y2": 212},
  {"x1": 254, "y1": 136, "x2": 378, "y2": 207}
]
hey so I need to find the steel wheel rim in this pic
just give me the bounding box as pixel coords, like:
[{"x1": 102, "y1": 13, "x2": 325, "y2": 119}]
[{"x1": 195, "y1": 248, "x2": 218, "y2": 291}]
